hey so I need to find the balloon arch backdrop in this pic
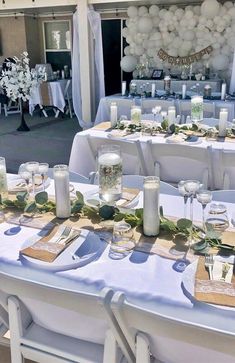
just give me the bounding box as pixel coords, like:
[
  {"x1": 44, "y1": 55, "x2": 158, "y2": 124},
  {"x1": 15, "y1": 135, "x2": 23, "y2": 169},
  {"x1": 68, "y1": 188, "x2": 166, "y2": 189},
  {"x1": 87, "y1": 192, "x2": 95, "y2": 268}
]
[{"x1": 120, "y1": 0, "x2": 235, "y2": 81}]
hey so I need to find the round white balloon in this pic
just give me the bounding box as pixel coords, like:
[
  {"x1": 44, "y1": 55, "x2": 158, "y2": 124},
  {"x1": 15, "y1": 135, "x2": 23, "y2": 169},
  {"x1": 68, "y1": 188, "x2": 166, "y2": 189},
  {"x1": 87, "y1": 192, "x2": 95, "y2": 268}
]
[
  {"x1": 120, "y1": 55, "x2": 137, "y2": 72},
  {"x1": 124, "y1": 46, "x2": 131, "y2": 55},
  {"x1": 138, "y1": 17, "x2": 153, "y2": 33},
  {"x1": 127, "y1": 6, "x2": 138, "y2": 18},
  {"x1": 212, "y1": 54, "x2": 229, "y2": 70},
  {"x1": 201, "y1": 0, "x2": 220, "y2": 19},
  {"x1": 149, "y1": 5, "x2": 159, "y2": 16},
  {"x1": 138, "y1": 6, "x2": 148, "y2": 16}
]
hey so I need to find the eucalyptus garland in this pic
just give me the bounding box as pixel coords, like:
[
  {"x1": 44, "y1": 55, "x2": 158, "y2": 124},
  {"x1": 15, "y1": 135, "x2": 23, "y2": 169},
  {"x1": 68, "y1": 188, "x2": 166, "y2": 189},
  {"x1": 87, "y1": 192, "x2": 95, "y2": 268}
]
[{"x1": 1, "y1": 191, "x2": 233, "y2": 255}]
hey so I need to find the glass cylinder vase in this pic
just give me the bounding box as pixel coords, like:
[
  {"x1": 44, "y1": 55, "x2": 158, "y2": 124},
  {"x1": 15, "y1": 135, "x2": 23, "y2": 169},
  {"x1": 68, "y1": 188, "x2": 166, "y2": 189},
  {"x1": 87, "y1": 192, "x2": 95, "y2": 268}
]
[
  {"x1": 191, "y1": 95, "x2": 203, "y2": 123},
  {"x1": 0, "y1": 157, "x2": 8, "y2": 200},
  {"x1": 98, "y1": 145, "x2": 122, "y2": 203}
]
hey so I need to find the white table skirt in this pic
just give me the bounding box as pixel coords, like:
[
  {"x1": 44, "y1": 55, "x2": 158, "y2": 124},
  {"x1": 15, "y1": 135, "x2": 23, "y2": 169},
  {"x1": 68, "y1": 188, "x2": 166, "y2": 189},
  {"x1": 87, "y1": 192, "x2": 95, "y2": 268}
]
[
  {"x1": 69, "y1": 127, "x2": 235, "y2": 189},
  {"x1": 94, "y1": 95, "x2": 235, "y2": 125},
  {"x1": 29, "y1": 81, "x2": 66, "y2": 115}
]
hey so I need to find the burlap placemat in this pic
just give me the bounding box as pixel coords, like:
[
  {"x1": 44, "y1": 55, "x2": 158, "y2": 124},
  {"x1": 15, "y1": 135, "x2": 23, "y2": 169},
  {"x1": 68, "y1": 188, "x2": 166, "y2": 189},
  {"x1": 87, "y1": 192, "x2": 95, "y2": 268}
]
[
  {"x1": 92, "y1": 122, "x2": 111, "y2": 131},
  {"x1": 195, "y1": 256, "x2": 235, "y2": 307},
  {"x1": 40, "y1": 82, "x2": 53, "y2": 106}
]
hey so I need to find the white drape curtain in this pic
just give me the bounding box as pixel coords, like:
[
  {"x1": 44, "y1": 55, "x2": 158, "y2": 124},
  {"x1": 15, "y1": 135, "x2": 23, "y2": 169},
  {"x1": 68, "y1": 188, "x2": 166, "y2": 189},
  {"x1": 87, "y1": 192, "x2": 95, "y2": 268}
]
[
  {"x1": 72, "y1": 8, "x2": 105, "y2": 128},
  {"x1": 229, "y1": 49, "x2": 235, "y2": 95}
]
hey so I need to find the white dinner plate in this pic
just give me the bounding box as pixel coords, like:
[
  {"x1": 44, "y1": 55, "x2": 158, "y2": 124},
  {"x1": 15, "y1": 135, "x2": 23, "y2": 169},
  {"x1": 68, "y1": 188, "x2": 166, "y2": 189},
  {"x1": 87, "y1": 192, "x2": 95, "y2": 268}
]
[
  {"x1": 84, "y1": 189, "x2": 140, "y2": 209},
  {"x1": 19, "y1": 229, "x2": 105, "y2": 272},
  {"x1": 8, "y1": 176, "x2": 51, "y2": 192},
  {"x1": 166, "y1": 134, "x2": 186, "y2": 144}
]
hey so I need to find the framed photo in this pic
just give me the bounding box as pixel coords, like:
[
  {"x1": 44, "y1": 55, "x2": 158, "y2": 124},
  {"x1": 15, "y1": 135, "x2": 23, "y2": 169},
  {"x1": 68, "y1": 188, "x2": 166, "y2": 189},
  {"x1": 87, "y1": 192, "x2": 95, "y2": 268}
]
[{"x1": 152, "y1": 69, "x2": 163, "y2": 79}]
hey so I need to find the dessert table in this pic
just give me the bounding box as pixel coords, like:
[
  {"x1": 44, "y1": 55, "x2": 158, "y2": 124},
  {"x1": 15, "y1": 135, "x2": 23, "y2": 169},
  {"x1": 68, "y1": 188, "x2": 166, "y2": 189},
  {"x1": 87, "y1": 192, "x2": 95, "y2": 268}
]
[
  {"x1": 94, "y1": 95, "x2": 235, "y2": 125},
  {"x1": 0, "y1": 174, "x2": 235, "y2": 358}
]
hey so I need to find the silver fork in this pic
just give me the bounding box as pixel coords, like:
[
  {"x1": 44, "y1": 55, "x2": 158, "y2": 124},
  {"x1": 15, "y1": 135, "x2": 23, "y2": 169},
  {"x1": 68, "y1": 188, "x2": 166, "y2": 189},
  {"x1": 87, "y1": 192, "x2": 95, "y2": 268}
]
[
  {"x1": 56, "y1": 226, "x2": 71, "y2": 244},
  {"x1": 205, "y1": 254, "x2": 214, "y2": 280}
]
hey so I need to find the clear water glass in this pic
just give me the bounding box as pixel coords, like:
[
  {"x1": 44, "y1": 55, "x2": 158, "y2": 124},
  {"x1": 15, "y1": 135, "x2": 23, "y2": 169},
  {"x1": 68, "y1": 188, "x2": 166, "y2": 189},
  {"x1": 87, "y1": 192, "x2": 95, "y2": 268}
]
[
  {"x1": 0, "y1": 157, "x2": 8, "y2": 200},
  {"x1": 18, "y1": 163, "x2": 31, "y2": 194},
  {"x1": 25, "y1": 161, "x2": 39, "y2": 197},
  {"x1": 38, "y1": 163, "x2": 49, "y2": 191},
  {"x1": 205, "y1": 203, "x2": 229, "y2": 233},
  {"x1": 196, "y1": 190, "x2": 212, "y2": 231},
  {"x1": 184, "y1": 180, "x2": 201, "y2": 247},
  {"x1": 98, "y1": 145, "x2": 122, "y2": 203},
  {"x1": 178, "y1": 180, "x2": 189, "y2": 218},
  {"x1": 110, "y1": 221, "x2": 135, "y2": 259}
]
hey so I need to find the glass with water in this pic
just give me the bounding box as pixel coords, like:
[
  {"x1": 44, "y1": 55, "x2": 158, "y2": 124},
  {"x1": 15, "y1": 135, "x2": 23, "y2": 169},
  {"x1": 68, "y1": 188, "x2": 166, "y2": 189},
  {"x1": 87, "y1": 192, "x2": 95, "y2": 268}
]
[
  {"x1": 0, "y1": 157, "x2": 8, "y2": 199},
  {"x1": 98, "y1": 145, "x2": 122, "y2": 203}
]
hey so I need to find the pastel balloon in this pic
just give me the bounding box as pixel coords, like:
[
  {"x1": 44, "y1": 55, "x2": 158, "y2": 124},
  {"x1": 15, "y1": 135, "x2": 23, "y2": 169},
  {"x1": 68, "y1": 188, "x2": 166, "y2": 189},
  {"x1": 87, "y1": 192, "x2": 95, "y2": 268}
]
[
  {"x1": 201, "y1": 0, "x2": 220, "y2": 19},
  {"x1": 120, "y1": 55, "x2": 137, "y2": 72},
  {"x1": 127, "y1": 6, "x2": 138, "y2": 18},
  {"x1": 212, "y1": 54, "x2": 229, "y2": 70},
  {"x1": 138, "y1": 17, "x2": 153, "y2": 33}
]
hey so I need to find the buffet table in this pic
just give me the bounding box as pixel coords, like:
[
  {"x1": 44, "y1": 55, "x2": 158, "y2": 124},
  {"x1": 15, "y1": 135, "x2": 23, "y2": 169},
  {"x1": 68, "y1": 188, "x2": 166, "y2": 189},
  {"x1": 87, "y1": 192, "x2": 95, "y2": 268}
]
[
  {"x1": 131, "y1": 79, "x2": 222, "y2": 93},
  {"x1": 0, "y1": 174, "x2": 234, "y2": 362},
  {"x1": 94, "y1": 95, "x2": 235, "y2": 125}
]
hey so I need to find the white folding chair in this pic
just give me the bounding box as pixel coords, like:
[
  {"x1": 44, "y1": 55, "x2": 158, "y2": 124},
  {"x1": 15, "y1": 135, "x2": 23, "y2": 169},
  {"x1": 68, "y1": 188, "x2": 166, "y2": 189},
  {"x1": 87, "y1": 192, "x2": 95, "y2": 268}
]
[
  {"x1": 146, "y1": 141, "x2": 213, "y2": 189},
  {"x1": 47, "y1": 168, "x2": 90, "y2": 184},
  {"x1": 86, "y1": 135, "x2": 147, "y2": 176},
  {"x1": 141, "y1": 99, "x2": 175, "y2": 114},
  {"x1": 0, "y1": 270, "x2": 128, "y2": 363},
  {"x1": 38, "y1": 83, "x2": 60, "y2": 118},
  {"x1": 107, "y1": 99, "x2": 134, "y2": 120},
  {"x1": 3, "y1": 99, "x2": 22, "y2": 117},
  {"x1": 110, "y1": 291, "x2": 235, "y2": 363},
  {"x1": 212, "y1": 190, "x2": 235, "y2": 203},
  {"x1": 217, "y1": 150, "x2": 235, "y2": 189}
]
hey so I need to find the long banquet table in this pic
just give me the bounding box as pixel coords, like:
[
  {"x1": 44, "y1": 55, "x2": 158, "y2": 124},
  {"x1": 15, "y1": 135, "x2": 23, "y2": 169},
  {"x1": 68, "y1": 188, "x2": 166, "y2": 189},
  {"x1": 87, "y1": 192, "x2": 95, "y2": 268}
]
[
  {"x1": 94, "y1": 95, "x2": 235, "y2": 125},
  {"x1": 0, "y1": 174, "x2": 235, "y2": 361},
  {"x1": 69, "y1": 123, "x2": 235, "y2": 189}
]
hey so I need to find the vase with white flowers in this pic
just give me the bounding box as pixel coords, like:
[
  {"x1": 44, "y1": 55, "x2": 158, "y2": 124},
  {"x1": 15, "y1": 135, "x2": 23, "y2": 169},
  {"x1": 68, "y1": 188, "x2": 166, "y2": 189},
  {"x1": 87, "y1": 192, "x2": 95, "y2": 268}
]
[{"x1": 0, "y1": 52, "x2": 45, "y2": 131}]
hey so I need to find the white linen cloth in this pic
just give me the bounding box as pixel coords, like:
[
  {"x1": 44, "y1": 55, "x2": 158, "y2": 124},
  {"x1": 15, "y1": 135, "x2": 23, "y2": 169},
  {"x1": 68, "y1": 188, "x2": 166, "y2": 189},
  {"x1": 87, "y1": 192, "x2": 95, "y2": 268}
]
[
  {"x1": 95, "y1": 96, "x2": 235, "y2": 125},
  {"x1": 29, "y1": 81, "x2": 66, "y2": 115},
  {"x1": 0, "y1": 178, "x2": 235, "y2": 344},
  {"x1": 69, "y1": 127, "x2": 235, "y2": 189},
  {"x1": 72, "y1": 9, "x2": 105, "y2": 128}
]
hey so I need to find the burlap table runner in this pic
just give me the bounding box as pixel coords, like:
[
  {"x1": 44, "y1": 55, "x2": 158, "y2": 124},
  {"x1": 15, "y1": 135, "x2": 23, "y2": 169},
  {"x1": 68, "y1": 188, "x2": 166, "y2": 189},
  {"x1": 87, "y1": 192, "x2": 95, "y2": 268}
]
[
  {"x1": 40, "y1": 82, "x2": 53, "y2": 106},
  {"x1": 195, "y1": 256, "x2": 235, "y2": 307},
  {"x1": 92, "y1": 122, "x2": 111, "y2": 131}
]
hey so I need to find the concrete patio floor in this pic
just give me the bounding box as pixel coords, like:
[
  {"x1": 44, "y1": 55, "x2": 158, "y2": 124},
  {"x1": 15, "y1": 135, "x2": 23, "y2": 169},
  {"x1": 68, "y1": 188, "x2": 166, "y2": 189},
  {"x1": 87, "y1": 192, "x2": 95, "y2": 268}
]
[{"x1": 0, "y1": 110, "x2": 81, "y2": 173}]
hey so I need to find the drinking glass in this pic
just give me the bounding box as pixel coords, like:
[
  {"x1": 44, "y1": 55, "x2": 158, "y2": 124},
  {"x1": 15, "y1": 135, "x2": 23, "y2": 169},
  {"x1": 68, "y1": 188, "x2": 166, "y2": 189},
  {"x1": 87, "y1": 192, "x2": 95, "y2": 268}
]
[
  {"x1": 205, "y1": 203, "x2": 229, "y2": 233},
  {"x1": 0, "y1": 157, "x2": 8, "y2": 200},
  {"x1": 18, "y1": 163, "x2": 31, "y2": 194},
  {"x1": 178, "y1": 180, "x2": 190, "y2": 218},
  {"x1": 110, "y1": 221, "x2": 135, "y2": 259},
  {"x1": 38, "y1": 163, "x2": 49, "y2": 191},
  {"x1": 25, "y1": 161, "x2": 39, "y2": 197},
  {"x1": 98, "y1": 145, "x2": 122, "y2": 203},
  {"x1": 196, "y1": 190, "x2": 212, "y2": 231},
  {"x1": 184, "y1": 180, "x2": 201, "y2": 246}
]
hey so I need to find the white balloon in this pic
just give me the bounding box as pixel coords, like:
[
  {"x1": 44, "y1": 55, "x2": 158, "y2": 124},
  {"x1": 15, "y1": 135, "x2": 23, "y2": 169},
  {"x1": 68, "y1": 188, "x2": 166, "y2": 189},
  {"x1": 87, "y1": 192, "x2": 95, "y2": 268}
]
[
  {"x1": 127, "y1": 6, "x2": 138, "y2": 18},
  {"x1": 224, "y1": 1, "x2": 233, "y2": 9},
  {"x1": 185, "y1": 10, "x2": 194, "y2": 19},
  {"x1": 168, "y1": 48, "x2": 178, "y2": 57},
  {"x1": 138, "y1": 6, "x2": 148, "y2": 16},
  {"x1": 185, "y1": 5, "x2": 193, "y2": 11},
  {"x1": 126, "y1": 36, "x2": 132, "y2": 44},
  {"x1": 201, "y1": 0, "x2": 220, "y2": 19},
  {"x1": 164, "y1": 11, "x2": 173, "y2": 21},
  {"x1": 120, "y1": 55, "x2": 137, "y2": 72},
  {"x1": 152, "y1": 16, "x2": 160, "y2": 27},
  {"x1": 150, "y1": 32, "x2": 161, "y2": 40},
  {"x1": 212, "y1": 54, "x2": 229, "y2": 70},
  {"x1": 229, "y1": 8, "x2": 235, "y2": 19},
  {"x1": 135, "y1": 45, "x2": 144, "y2": 56},
  {"x1": 124, "y1": 46, "x2": 131, "y2": 55},
  {"x1": 178, "y1": 47, "x2": 188, "y2": 57},
  {"x1": 159, "y1": 9, "x2": 167, "y2": 19},
  {"x1": 169, "y1": 5, "x2": 178, "y2": 12},
  {"x1": 149, "y1": 5, "x2": 159, "y2": 16},
  {"x1": 182, "y1": 41, "x2": 192, "y2": 51},
  {"x1": 121, "y1": 27, "x2": 129, "y2": 38},
  {"x1": 194, "y1": 6, "x2": 201, "y2": 15},
  {"x1": 138, "y1": 17, "x2": 153, "y2": 33},
  {"x1": 148, "y1": 40, "x2": 155, "y2": 48},
  {"x1": 175, "y1": 8, "x2": 184, "y2": 20},
  {"x1": 183, "y1": 30, "x2": 195, "y2": 41}
]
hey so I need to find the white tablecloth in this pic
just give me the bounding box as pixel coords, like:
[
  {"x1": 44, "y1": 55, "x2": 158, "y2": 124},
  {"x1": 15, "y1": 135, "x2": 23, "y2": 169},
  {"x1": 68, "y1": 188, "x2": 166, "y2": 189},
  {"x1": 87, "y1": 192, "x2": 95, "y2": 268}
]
[
  {"x1": 95, "y1": 95, "x2": 235, "y2": 124},
  {"x1": 29, "y1": 80, "x2": 66, "y2": 114},
  {"x1": 69, "y1": 127, "x2": 235, "y2": 189}
]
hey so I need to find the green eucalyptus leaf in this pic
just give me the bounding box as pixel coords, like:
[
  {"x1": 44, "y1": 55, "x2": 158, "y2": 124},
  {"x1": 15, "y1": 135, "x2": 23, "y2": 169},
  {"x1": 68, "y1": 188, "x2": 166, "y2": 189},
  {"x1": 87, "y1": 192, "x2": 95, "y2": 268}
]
[
  {"x1": 193, "y1": 240, "x2": 208, "y2": 251},
  {"x1": 169, "y1": 124, "x2": 176, "y2": 134},
  {"x1": 160, "y1": 220, "x2": 177, "y2": 233},
  {"x1": 3, "y1": 199, "x2": 15, "y2": 207},
  {"x1": 205, "y1": 229, "x2": 221, "y2": 240},
  {"x1": 191, "y1": 123, "x2": 199, "y2": 131},
  {"x1": 71, "y1": 201, "x2": 83, "y2": 214},
  {"x1": 177, "y1": 218, "x2": 192, "y2": 230},
  {"x1": 99, "y1": 205, "x2": 115, "y2": 220},
  {"x1": 159, "y1": 206, "x2": 164, "y2": 218},
  {"x1": 161, "y1": 119, "x2": 168, "y2": 130},
  {"x1": 24, "y1": 201, "x2": 37, "y2": 213},
  {"x1": 16, "y1": 191, "x2": 28, "y2": 202},
  {"x1": 35, "y1": 191, "x2": 48, "y2": 205},
  {"x1": 114, "y1": 213, "x2": 126, "y2": 222},
  {"x1": 76, "y1": 191, "x2": 84, "y2": 204},
  {"x1": 219, "y1": 243, "x2": 234, "y2": 251},
  {"x1": 135, "y1": 208, "x2": 143, "y2": 219}
]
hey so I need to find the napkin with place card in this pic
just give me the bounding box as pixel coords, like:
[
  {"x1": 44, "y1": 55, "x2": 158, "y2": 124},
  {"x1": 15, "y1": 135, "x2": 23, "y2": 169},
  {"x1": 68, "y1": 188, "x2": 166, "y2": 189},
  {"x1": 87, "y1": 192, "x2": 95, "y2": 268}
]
[
  {"x1": 8, "y1": 175, "x2": 47, "y2": 193},
  {"x1": 20, "y1": 225, "x2": 80, "y2": 263},
  {"x1": 195, "y1": 255, "x2": 235, "y2": 307},
  {"x1": 116, "y1": 188, "x2": 139, "y2": 207}
]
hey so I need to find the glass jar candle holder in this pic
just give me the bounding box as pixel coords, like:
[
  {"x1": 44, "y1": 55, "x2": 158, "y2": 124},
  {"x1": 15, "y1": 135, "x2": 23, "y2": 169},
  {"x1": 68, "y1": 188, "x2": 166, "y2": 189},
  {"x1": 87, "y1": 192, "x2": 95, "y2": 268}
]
[
  {"x1": 98, "y1": 145, "x2": 122, "y2": 203},
  {"x1": 131, "y1": 105, "x2": 141, "y2": 125},
  {"x1": 191, "y1": 95, "x2": 203, "y2": 123}
]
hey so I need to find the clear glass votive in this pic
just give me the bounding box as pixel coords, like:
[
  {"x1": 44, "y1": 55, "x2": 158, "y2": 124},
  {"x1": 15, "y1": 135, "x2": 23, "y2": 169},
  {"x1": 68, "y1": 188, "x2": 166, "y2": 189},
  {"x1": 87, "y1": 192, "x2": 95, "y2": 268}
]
[
  {"x1": 0, "y1": 157, "x2": 8, "y2": 199},
  {"x1": 205, "y1": 203, "x2": 229, "y2": 233},
  {"x1": 98, "y1": 145, "x2": 122, "y2": 203},
  {"x1": 110, "y1": 221, "x2": 135, "y2": 258}
]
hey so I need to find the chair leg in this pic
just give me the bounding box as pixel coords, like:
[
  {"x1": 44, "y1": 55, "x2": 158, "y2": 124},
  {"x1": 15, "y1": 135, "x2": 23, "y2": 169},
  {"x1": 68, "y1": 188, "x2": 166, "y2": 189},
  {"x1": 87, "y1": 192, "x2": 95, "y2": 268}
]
[
  {"x1": 4, "y1": 104, "x2": 8, "y2": 117},
  {"x1": 8, "y1": 297, "x2": 24, "y2": 363},
  {"x1": 103, "y1": 329, "x2": 119, "y2": 363},
  {"x1": 67, "y1": 98, "x2": 73, "y2": 118},
  {"x1": 39, "y1": 105, "x2": 48, "y2": 118},
  {"x1": 136, "y1": 333, "x2": 151, "y2": 363},
  {"x1": 55, "y1": 109, "x2": 60, "y2": 118}
]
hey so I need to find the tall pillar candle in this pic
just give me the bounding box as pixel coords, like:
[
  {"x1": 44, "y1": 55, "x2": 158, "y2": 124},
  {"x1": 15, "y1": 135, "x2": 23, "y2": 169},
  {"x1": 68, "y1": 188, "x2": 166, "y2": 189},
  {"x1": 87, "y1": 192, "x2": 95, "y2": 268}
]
[
  {"x1": 0, "y1": 157, "x2": 8, "y2": 199},
  {"x1": 143, "y1": 176, "x2": 160, "y2": 237},
  {"x1": 219, "y1": 108, "x2": 228, "y2": 137},
  {"x1": 151, "y1": 83, "x2": 156, "y2": 98},
  {"x1": 168, "y1": 106, "x2": 176, "y2": 128},
  {"x1": 221, "y1": 83, "x2": 226, "y2": 101},
  {"x1": 182, "y1": 84, "x2": 186, "y2": 99},
  {"x1": 110, "y1": 102, "x2": 118, "y2": 127},
  {"x1": 121, "y1": 81, "x2": 126, "y2": 96},
  {"x1": 53, "y1": 165, "x2": 71, "y2": 218}
]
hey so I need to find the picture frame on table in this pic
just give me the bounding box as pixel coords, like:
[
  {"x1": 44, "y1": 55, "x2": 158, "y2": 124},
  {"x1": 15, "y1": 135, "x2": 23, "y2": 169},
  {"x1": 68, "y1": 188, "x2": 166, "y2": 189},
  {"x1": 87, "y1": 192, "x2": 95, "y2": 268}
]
[{"x1": 152, "y1": 69, "x2": 164, "y2": 80}]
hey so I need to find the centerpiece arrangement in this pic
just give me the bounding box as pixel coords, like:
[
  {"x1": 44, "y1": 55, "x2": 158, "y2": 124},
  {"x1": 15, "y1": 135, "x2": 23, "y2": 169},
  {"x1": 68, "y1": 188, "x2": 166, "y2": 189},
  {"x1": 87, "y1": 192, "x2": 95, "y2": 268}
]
[{"x1": 0, "y1": 52, "x2": 45, "y2": 131}]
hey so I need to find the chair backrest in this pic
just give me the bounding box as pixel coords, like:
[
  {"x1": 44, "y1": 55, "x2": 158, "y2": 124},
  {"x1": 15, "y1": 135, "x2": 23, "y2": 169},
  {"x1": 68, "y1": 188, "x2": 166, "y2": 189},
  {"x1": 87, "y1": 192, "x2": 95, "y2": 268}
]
[
  {"x1": 219, "y1": 150, "x2": 235, "y2": 189},
  {"x1": 212, "y1": 190, "x2": 235, "y2": 203},
  {"x1": 107, "y1": 99, "x2": 134, "y2": 120},
  {"x1": 110, "y1": 292, "x2": 235, "y2": 363},
  {"x1": 146, "y1": 141, "x2": 213, "y2": 189},
  {"x1": 63, "y1": 79, "x2": 72, "y2": 100},
  {"x1": 47, "y1": 168, "x2": 89, "y2": 184},
  {"x1": 141, "y1": 99, "x2": 175, "y2": 114},
  {"x1": 86, "y1": 135, "x2": 147, "y2": 176}
]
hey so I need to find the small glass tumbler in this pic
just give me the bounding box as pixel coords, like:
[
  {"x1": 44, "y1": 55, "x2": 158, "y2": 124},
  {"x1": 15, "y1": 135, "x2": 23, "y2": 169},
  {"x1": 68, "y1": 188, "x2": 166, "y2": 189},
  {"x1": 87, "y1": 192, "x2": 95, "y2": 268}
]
[
  {"x1": 0, "y1": 157, "x2": 8, "y2": 200},
  {"x1": 38, "y1": 163, "x2": 49, "y2": 191},
  {"x1": 98, "y1": 145, "x2": 122, "y2": 203},
  {"x1": 25, "y1": 161, "x2": 39, "y2": 197},
  {"x1": 110, "y1": 221, "x2": 135, "y2": 258}
]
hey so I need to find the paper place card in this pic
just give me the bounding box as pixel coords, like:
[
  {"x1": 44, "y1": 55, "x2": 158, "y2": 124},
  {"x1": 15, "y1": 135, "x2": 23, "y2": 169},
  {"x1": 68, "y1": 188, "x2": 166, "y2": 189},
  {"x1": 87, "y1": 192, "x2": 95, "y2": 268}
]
[{"x1": 213, "y1": 260, "x2": 233, "y2": 283}]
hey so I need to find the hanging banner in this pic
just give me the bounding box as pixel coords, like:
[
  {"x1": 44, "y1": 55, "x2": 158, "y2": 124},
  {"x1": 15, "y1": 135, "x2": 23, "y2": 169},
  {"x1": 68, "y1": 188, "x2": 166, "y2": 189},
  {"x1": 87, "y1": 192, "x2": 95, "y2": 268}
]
[{"x1": 158, "y1": 45, "x2": 213, "y2": 66}]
